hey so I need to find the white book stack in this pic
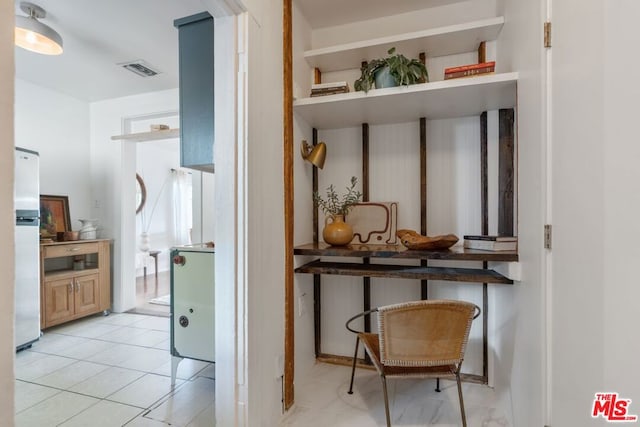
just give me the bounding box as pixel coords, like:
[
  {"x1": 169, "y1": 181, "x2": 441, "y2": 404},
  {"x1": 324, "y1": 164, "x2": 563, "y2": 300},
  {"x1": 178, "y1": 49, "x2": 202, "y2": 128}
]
[{"x1": 463, "y1": 235, "x2": 517, "y2": 251}]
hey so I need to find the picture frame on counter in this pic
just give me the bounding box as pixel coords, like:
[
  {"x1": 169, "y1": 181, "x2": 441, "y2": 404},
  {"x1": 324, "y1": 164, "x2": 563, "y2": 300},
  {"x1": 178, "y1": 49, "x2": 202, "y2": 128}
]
[{"x1": 40, "y1": 194, "x2": 71, "y2": 238}]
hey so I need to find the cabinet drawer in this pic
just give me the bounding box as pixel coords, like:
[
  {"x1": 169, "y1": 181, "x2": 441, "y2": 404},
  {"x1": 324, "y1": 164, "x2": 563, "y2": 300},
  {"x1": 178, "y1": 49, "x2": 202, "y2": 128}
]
[{"x1": 43, "y1": 242, "x2": 100, "y2": 258}]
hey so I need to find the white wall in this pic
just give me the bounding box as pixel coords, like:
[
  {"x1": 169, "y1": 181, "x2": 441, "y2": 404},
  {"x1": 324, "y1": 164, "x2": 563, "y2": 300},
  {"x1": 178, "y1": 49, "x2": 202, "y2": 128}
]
[
  {"x1": 89, "y1": 89, "x2": 179, "y2": 312},
  {"x1": 0, "y1": 2, "x2": 15, "y2": 422},
  {"x1": 15, "y1": 79, "x2": 92, "y2": 229},
  {"x1": 494, "y1": 0, "x2": 546, "y2": 425},
  {"x1": 244, "y1": 2, "x2": 286, "y2": 425}
]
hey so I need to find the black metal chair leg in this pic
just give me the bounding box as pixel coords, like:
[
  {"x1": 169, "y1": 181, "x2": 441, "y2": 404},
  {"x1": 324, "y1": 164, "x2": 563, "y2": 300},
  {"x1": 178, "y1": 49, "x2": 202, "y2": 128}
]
[
  {"x1": 348, "y1": 336, "x2": 360, "y2": 394},
  {"x1": 456, "y1": 373, "x2": 467, "y2": 427},
  {"x1": 435, "y1": 377, "x2": 441, "y2": 392},
  {"x1": 381, "y1": 375, "x2": 391, "y2": 427}
]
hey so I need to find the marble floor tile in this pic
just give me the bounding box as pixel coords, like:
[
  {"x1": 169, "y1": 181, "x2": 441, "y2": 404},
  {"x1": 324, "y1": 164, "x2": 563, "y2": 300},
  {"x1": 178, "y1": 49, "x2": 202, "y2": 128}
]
[
  {"x1": 145, "y1": 377, "x2": 215, "y2": 425},
  {"x1": 45, "y1": 337, "x2": 114, "y2": 360},
  {"x1": 186, "y1": 402, "x2": 215, "y2": 427},
  {"x1": 152, "y1": 358, "x2": 211, "y2": 380},
  {"x1": 107, "y1": 373, "x2": 180, "y2": 409},
  {"x1": 195, "y1": 363, "x2": 216, "y2": 380},
  {"x1": 96, "y1": 313, "x2": 151, "y2": 327},
  {"x1": 131, "y1": 316, "x2": 170, "y2": 332},
  {"x1": 95, "y1": 326, "x2": 150, "y2": 344},
  {"x1": 15, "y1": 354, "x2": 77, "y2": 381},
  {"x1": 59, "y1": 400, "x2": 143, "y2": 427},
  {"x1": 52, "y1": 321, "x2": 122, "y2": 339},
  {"x1": 27, "y1": 332, "x2": 88, "y2": 356},
  {"x1": 14, "y1": 349, "x2": 48, "y2": 368},
  {"x1": 15, "y1": 391, "x2": 99, "y2": 427},
  {"x1": 85, "y1": 343, "x2": 145, "y2": 366},
  {"x1": 14, "y1": 380, "x2": 61, "y2": 413},
  {"x1": 124, "y1": 416, "x2": 171, "y2": 426},
  {"x1": 125, "y1": 329, "x2": 170, "y2": 348},
  {"x1": 32, "y1": 360, "x2": 110, "y2": 390},
  {"x1": 117, "y1": 346, "x2": 171, "y2": 372},
  {"x1": 69, "y1": 366, "x2": 146, "y2": 399}
]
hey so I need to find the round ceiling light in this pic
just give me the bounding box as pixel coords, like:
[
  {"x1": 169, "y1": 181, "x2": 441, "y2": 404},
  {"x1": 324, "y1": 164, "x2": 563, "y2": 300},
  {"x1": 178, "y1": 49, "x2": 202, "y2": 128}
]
[{"x1": 14, "y1": 2, "x2": 63, "y2": 55}]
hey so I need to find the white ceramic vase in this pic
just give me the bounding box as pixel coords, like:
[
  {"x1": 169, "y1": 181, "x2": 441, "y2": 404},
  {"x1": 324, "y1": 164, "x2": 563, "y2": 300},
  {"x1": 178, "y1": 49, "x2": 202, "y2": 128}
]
[{"x1": 139, "y1": 232, "x2": 150, "y2": 252}]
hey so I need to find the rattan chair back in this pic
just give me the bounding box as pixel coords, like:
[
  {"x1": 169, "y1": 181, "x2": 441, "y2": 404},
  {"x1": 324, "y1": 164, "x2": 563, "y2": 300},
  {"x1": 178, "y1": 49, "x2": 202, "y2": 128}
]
[{"x1": 377, "y1": 299, "x2": 477, "y2": 367}]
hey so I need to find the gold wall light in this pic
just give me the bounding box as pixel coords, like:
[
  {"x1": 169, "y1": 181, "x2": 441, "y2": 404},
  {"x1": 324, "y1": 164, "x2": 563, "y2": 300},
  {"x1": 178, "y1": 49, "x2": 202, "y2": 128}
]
[{"x1": 300, "y1": 140, "x2": 326, "y2": 169}]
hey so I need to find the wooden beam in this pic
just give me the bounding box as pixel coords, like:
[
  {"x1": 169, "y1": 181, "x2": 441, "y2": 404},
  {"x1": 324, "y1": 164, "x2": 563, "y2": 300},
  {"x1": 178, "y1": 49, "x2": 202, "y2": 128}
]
[
  {"x1": 283, "y1": 0, "x2": 294, "y2": 410},
  {"x1": 312, "y1": 128, "x2": 321, "y2": 358},
  {"x1": 480, "y1": 111, "x2": 489, "y2": 383},
  {"x1": 478, "y1": 41, "x2": 486, "y2": 63},
  {"x1": 420, "y1": 117, "x2": 428, "y2": 300},
  {"x1": 498, "y1": 109, "x2": 515, "y2": 236},
  {"x1": 362, "y1": 123, "x2": 371, "y2": 336}
]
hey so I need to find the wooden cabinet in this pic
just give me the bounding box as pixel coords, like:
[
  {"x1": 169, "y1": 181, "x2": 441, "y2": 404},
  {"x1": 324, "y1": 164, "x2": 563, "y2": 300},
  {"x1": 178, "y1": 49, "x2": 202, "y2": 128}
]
[
  {"x1": 174, "y1": 12, "x2": 215, "y2": 173},
  {"x1": 40, "y1": 239, "x2": 111, "y2": 329}
]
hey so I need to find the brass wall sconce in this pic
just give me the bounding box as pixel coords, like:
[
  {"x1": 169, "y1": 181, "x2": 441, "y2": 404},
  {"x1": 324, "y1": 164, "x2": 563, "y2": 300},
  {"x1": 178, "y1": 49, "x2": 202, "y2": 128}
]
[{"x1": 300, "y1": 140, "x2": 326, "y2": 169}]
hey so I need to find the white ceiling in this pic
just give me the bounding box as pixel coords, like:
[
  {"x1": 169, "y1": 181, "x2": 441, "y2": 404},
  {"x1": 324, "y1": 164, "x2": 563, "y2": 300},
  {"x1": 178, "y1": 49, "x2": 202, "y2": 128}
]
[
  {"x1": 294, "y1": 0, "x2": 466, "y2": 29},
  {"x1": 14, "y1": 0, "x2": 205, "y2": 102},
  {"x1": 15, "y1": 0, "x2": 466, "y2": 102}
]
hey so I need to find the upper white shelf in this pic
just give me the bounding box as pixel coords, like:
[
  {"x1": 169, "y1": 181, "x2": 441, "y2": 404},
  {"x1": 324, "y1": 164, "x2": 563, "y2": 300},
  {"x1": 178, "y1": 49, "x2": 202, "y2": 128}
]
[
  {"x1": 111, "y1": 128, "x2": 180, "y2": 142},
  {"x1": 293, "y1": 72, "x2": 518, "y2": 129},
  {"x1": 304, "y1": 17, "x2": 504, "y2": 72}
]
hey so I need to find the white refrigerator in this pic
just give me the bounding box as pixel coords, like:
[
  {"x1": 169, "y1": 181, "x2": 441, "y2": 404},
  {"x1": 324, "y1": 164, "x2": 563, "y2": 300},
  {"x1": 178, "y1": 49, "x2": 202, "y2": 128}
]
[{"x1": 14, "y1": 147, "x2": 41, "y2": 350}]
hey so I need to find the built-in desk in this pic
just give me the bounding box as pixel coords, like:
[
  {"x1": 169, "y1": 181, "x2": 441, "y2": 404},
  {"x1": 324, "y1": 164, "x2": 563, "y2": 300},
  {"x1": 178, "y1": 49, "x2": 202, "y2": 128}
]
[{"x1": 294, "y1": 242, "x2": 519, "y2": 382}]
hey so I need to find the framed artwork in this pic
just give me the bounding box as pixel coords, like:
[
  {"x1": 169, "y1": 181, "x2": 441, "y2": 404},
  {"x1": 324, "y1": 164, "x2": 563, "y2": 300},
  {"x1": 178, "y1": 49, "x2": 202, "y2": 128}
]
[{"x1": 40, "y1": 195, "x2": 71, "y2": 238}]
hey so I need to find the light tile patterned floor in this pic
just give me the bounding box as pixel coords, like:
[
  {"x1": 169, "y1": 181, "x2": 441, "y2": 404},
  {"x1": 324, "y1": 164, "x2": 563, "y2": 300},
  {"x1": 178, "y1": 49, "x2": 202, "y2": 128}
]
[{"x1": 15, "y1": 313, "x2": 214, "y2": 427}]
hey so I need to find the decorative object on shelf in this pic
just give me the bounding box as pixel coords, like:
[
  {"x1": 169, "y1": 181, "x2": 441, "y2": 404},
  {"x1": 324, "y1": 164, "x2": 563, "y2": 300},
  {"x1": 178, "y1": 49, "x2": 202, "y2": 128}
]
[
  {"x1": 444, "y1": 61, "x2": 495, "y2": 80},
  {"x1": 78, "y1": 219, "x2": 98, "y2": 240},
  {"x1": 310, "y1": 81, "x2": 350, "y2": 97},
  {"x1": 463, "y1": 235, "x2": 517, "y2": 251},
  {"x1": 397, "y1": 229, "x2": 459, "y2": 250},
  {"x1": 314, "y1": 176, "x2": 363, "y2": 246},
  {"x1": 63, "y1": 231, "x2": 79, "y2": 241},
  {"x1": 347, "y1": 202, "x2": 398, "y2": 245},
  {"x1": 322, "y1": 214, "x2": 354, "y2": 246},
  {"x1": 301, "y1": 140, "x2": 327, "y2": 169},
  {"x1": 139, "y1": 231, "x2": 150, "y2": 253},
  {"x1": 39, "y1": 194, "x2": 71, "y2": 239},
  {"x1": 354, "y1": 47, "x2": 429, "y2": 93},
  {"x1": 136, "y1": 173, "x2": 147, "y2": 214},
  {"x1": 150, "y1": 124, "x2": 170, "y2": 131}
]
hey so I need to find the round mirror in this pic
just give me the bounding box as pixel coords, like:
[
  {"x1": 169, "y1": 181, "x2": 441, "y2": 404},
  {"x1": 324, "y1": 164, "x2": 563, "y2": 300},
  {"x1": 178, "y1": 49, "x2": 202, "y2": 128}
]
[{"x1": 136, "y1": 173, "x2": 147, "y2": 214}]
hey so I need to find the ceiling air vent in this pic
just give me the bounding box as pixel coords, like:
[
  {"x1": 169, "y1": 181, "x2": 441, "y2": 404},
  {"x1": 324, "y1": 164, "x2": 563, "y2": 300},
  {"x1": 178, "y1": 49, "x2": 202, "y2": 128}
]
[{"x1": 119, "y1": 60, "x2": 161, "y2": 77}]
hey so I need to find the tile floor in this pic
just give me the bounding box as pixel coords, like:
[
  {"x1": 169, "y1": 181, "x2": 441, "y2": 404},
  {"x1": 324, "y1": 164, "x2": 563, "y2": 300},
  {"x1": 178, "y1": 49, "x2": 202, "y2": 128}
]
[
  {"x1": 281, "y1": 363, "x2": 513, "y2": 426},
  {"x1": 15, "y1": 312, "x2": 214, "y2": 427},
  {"x1": 16, "y1": 311, "x2": 512, "y2": 426}
]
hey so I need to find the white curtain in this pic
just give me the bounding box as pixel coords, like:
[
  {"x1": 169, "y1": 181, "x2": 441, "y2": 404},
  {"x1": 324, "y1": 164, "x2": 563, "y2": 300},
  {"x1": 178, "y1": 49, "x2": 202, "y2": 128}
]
[{"x1": 172, "y1": 170, "x2": 191, "y2": 246}]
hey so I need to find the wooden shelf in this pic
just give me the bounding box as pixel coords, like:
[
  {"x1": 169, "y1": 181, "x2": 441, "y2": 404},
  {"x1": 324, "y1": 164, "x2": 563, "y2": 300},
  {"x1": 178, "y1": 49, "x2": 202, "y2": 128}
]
[
  {"x1": 304, "y1": 17, "x2": 504, "y2": 72},
  {"x1": 294, "y1": 242, "x2": 518, "y2": 262},
  {"x1": 295, "y1": 260, "x2": 513, "y2": 284},
  {"x1": 110, "y1": 128, "x2": 180, "y2": 142},
  {"x1": 44, "y1": 268, "x2": 100, "y2": 280},
  {"x1": 293, "y1": 72, "x2": 517, "y2": 129}
]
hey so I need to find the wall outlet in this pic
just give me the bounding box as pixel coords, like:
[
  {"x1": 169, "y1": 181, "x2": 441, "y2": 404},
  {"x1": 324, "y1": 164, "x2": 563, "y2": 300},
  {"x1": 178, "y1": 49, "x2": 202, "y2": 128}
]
[{"x1": 298, "y1": 294, "x2": 306, "y2": 317}]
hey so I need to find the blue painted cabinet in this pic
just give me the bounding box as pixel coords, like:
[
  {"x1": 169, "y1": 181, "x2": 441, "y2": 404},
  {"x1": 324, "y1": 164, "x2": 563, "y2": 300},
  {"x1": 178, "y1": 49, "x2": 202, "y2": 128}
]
[{"x1": 174, "y1": 12, "x2": 215, "y2": 173}]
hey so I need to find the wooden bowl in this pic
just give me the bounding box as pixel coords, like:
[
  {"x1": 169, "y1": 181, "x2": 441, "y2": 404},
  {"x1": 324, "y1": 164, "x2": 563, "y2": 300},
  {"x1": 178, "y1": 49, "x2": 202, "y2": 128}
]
[
  {"x1": 63, "y1": 231, "x2": 80, "y2": 241},
  {"x1": 397, "y1": 229, "x2": 459, "y2": 250}
]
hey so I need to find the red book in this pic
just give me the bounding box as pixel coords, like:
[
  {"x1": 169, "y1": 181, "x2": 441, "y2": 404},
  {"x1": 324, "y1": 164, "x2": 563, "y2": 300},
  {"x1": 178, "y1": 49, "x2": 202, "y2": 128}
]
[
  {"x1": 444, "y1": 61, "x2": 496, "y2": 75},
  {"x1": 444, "y1": 66, "x2": 495, "y2": 80}
]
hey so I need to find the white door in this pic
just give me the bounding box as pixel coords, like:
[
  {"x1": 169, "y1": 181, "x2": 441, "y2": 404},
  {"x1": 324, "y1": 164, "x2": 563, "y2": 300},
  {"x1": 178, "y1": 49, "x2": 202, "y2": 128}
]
[{"x1": 550, "y1": 0, "x2": 640, "y2": 425}]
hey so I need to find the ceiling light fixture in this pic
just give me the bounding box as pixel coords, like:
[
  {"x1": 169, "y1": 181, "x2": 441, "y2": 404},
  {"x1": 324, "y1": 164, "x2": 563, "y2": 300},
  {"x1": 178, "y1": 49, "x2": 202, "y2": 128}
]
[{"x1": 15, "y1": 2, "x2": 63, "y2": 55}]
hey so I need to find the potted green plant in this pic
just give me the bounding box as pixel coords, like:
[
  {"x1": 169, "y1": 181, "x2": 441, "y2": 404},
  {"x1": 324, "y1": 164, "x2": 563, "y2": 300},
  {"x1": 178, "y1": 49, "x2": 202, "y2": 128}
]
[
  {"x1": 313, "y1": 176, "x2": 362, "y2": 245},
  {"x1": 354, "y1": 47, "x2": 429, "y2": 93}
]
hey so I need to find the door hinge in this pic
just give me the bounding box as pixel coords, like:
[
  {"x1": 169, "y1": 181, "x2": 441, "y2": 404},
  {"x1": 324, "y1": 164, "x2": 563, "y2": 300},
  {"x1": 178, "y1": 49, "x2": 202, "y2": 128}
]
[
  {"x1": 544, "y1": 224, "x2": 552, "y2": 249},
  {"x1": 544, "y1": 22, "x2": 552, "y2": 48}
]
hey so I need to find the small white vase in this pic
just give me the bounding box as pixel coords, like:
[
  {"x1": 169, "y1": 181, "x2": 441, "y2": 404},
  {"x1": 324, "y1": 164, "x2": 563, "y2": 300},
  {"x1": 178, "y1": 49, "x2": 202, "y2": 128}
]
[{"x1": 139, "y1": 232, "x2": 150, "y2": 252}]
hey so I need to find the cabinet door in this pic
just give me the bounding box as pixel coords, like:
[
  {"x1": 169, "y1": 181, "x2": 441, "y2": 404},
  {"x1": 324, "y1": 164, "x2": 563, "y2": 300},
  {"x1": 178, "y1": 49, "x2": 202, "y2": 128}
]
[
  {"x1": 74, "y1": 274, "x2": 100, "y2": 316},
  {"x1": 174, "y1": 12, "x2": 215, "y2": 173},
  {"x1": 44, "y1": 278, "x2": 74, "y2": 326}
]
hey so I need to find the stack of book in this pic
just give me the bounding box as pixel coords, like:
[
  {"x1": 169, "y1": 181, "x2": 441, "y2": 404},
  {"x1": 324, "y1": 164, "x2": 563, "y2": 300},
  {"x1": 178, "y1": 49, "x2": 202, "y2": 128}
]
[
  {"x1": 444, "y1": 61, "x2": 495, "y2": 80},
  {"x1": 310, "y1": 81, "x2": 350, "y2": 97},
  {"x1": 463, "y1": 235, "x2": 517, "y2": 251}
]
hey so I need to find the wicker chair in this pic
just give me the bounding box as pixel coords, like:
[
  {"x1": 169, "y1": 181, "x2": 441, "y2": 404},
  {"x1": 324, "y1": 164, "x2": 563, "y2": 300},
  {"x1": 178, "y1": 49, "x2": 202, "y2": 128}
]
[{"x1": 346, "y1": 299, "x2": 480, "y2": 427}]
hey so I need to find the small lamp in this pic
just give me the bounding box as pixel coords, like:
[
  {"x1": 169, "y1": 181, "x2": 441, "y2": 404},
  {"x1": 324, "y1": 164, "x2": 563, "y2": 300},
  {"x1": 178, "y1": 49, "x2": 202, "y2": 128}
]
[
  {"x1": 300, "y1": 140, "x2": 326, "y2": 169},
  {"x1": 15, "y1": 2, "x2": 64, "y2": 56}
]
